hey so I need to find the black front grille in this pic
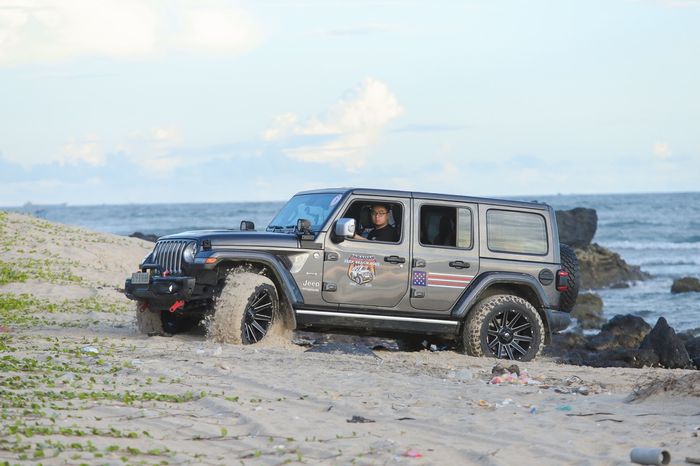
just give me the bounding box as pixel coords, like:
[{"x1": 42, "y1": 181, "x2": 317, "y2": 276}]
[{"x1": 153, "y1": 240, "x2": 190, "y2": 274}]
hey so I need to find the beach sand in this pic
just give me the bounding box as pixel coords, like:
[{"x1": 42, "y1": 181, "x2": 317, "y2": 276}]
[{"x1": 0, "y1": 211, "x2": 698, "y2": 465}]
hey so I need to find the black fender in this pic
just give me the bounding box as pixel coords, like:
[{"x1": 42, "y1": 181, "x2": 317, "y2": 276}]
[
  {"x1": 201, "y1": 250, "x2": 303, "y2": 328},
  {"x1": 451, "y1": 272, "x2": 551, "y2": 320}
]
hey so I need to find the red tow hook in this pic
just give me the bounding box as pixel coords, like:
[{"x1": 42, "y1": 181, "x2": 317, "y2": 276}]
[{"x1": 169, "y1": 300, "x2": 185, "y2": 313}]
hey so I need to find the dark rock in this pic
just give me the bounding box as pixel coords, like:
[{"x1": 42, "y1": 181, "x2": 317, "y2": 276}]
[
  {"x1": 575, "y1": 243, "x2": 651, "y2": 289},
  {"x1": 571, "y1": 292, "x2": 605, "y2": 329},
  {"x1": 129, "y1": 232, "x2": 159, "y2": 242},
  {"x1": 595, "y1": 348, "x2": 660, "y2": 368},
  {"x1": 610, "y1": 282, "x2": 630, "y2": 289},
  {"x1": 547, "y1": 331, "x2": 587, "y2": 353},
  {"x1": 639, "y1": 317, "x2": 693, "y2": 369},
  {"x1": 685, "y1": 337, "x2": 700, "y2": 369},
  {"x1": 577, "y1": 348, "x2": 659, "y2": 368},
  {"x1": 556, "y1": 207, "x2": 598, "y2": 248},
  {"x1": 671, "y1": 276, "x2": 700, "y2": 293},
  {"x1": 586, "y1": 314, "x2": 651, "y2": 351}
]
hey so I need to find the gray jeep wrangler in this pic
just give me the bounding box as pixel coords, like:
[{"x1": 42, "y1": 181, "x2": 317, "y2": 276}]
[{"x1": 125, "y1": 188, "x2": 579, "y2": 361}]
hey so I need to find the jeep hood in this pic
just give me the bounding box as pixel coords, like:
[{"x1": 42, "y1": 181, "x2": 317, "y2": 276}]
[{"x1": 160, "y1": 230, "x2": 300, "y2": 249}]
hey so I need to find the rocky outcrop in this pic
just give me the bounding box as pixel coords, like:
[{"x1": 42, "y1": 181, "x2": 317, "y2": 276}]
[
  {"x1": 585, "y1": 314, "x2": 651, "y2": 351},
  {"x1": 685, "y1": 337, "x2": 700, "y2": 369},
  {"x1": 575, "y1": 243, "x2": 650, "y2": 289},
  {"x1": 130, "y1": 232, "x2": 159, "y2": 243},
  {"x1": 671, "y1": 276, "x2": 700, "y2": 293},
  {"x1": 571, "y1": 292, "x2": 605, "y2": 329},
  {"x1": 556, "y1": 208, "x2": 597, "y2": 248},
  {"x1": 548, "y1": 314, "x2": 698, "y2": 370},
  {"x1": 639, "y1": 317, "x2": 693, "y2": 369},
  {"x1": 556, "y1": 207, "x2": 650, "y2": 289}
]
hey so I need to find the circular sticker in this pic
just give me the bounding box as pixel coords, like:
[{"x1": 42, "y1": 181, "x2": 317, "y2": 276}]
[{"x1": 330, "y1": 194, "x2": 342, "y2": 207}]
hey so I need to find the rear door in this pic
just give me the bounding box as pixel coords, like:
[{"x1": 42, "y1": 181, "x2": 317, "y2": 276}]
[{"x1": 410, "y1": 199, "x2": 480, "y2": 312}]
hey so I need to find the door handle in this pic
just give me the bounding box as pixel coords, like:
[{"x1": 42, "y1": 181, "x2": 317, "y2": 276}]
[
  {"x1": 449, "y1": 260, "x2": 470, "y2": 269},
  {"x1": 384, "y1": 255, "x2": 406, "y2": 264}
]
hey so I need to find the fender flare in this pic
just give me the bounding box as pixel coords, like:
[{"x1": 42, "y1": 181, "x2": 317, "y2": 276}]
[
  {"x1": 451, "y1": 272, "x2": 551, "y2": 320},
  {"x1": 203, "y1": 250, "x2": 303, "y2": 327}
]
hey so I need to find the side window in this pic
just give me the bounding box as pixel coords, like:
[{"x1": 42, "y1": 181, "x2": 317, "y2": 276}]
[
  {"x1": 486, "y1": 209, "x2": 548, "y2": 255},
  {"x1": 343, "y1": 200, "x2": 402, "y2": 243},
  {"x1": 420, "y1": 205, "x2": 472, "y2": 249}
]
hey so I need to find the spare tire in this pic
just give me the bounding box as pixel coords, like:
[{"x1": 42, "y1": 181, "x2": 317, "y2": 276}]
[{"x1": 559, "y1": 243, "x2": 580, "y2": 312}]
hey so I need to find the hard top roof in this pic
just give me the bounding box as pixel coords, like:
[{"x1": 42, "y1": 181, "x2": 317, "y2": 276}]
[{"x1": 296, "y1": 187, "x2": 551, "y2": 210}]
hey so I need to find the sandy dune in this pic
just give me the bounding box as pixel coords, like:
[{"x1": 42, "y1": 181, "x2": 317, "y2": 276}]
[{"x1": 0, "y1": 211, "x2": 697, "y2": 465}]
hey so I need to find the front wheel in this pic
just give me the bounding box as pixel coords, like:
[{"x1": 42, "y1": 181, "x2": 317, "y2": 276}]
[
  {"x1": 208, "y1": 272, "x2": 279, "y2": 345},
  {"x1": 462, "y1": 295, "x2": 544, "y2": 361}
]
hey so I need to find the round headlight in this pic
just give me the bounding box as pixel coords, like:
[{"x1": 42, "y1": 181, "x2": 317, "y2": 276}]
[{"x1": 183, "y1": 242, "x2": 198, "y2": 263}]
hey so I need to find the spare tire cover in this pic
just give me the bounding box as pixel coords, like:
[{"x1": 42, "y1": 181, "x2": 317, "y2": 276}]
[{"x1": 559, "y1": 243, "x2": 580, "y2": 312}]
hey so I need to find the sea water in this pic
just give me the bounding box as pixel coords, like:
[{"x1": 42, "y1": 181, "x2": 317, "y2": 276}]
[{"x1": 5, "y1": 192, "x2": 699, "y2": 333}]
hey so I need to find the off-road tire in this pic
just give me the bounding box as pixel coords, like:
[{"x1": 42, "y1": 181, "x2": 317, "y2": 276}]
[
  {"x1": 559, "y1": 243, "x2": 581, "y2": 312},
  {"x1": 463, "y1": 294, "x2": 544, "y2": 361},
  {"x1": 209, "y1": 272, "x2": 279, "y2": 345},
  {"x1": 135, "y1": 301, "x2": 164, "y2": 335}
]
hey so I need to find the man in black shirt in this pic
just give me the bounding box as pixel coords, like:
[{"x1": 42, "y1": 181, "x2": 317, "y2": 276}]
[{"x1": 354, "y1": 204, "x2": 398, "y2": 242}]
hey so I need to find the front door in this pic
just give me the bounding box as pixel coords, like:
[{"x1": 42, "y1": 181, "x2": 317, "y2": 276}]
[
  {"x1": 322, "y1": 196, "x2": 411, "y2": 308},
  {"x1": 410, "y1": 199, "x2": 480, "y2": 312}
]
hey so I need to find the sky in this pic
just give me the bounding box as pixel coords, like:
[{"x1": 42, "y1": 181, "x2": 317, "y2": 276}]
[{"x1": 1, "y1": 0, "x2": 699, "y2": 206}]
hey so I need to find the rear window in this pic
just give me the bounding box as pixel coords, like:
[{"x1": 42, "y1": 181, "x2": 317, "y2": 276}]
[{"x1": 486, "y1": 209, "x2": 548, "y2": 255}]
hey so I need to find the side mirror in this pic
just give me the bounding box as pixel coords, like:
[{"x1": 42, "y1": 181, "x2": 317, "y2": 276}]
[
  {"x1": 335, "y1": 218, "x2": 356, "y2": 239},
  {"x1": 240, "y1": 220, "x2": 255, "y2": 231}
]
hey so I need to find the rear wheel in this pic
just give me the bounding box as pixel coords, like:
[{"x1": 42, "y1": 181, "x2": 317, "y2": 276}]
[
  {"x1": 463, "y1": 295, "x2": 544, "y2": 361},
  {"x1": 208, "y1": 272, "x2": 279, "y2": 344}
]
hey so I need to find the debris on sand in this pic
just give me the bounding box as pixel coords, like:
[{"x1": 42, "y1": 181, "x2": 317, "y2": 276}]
[{"x1": 626, "y1": 373, "x2": 700, "y2": 403}]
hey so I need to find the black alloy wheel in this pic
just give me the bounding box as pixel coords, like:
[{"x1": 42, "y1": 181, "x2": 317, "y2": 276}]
[
  {"x1": 242, "y1": 286, "x2": 275, "y2": 344},
  {"x1": 485, "y1": 308, "x2": 534, "y2": 360}
]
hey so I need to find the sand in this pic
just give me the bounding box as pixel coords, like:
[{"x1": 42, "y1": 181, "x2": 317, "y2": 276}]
[{"x1": 0, "y1": 211, "x2": 698, "y2": 465}]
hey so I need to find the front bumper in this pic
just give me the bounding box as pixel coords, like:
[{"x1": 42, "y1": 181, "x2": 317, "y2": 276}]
[{"x1": 124, "y1": 275, "x2": 196, "y2": 301}]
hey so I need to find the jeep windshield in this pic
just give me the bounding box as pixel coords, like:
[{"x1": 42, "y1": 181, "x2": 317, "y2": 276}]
[{"x1": 267, "y1": 192, "x2": 345, "y2": 233}]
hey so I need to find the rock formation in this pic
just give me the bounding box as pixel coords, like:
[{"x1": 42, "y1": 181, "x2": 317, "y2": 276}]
[{"x1": 671, "y1": 276, "x2": 700, "y2": 293}]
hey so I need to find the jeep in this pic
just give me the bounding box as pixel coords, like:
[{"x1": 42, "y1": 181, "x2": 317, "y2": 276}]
[{"x1": 125, "y1": 188, "x2": 579, "y2": 361}]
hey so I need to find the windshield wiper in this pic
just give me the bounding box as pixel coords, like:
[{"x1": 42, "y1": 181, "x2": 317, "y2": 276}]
[{"x1": 267, "y1": 225, "x2": 284, "y2": 231}]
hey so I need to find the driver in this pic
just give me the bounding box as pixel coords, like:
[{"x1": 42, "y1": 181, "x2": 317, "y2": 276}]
[{"x1": 354, "y1": 204, "x2": 398, "y2": 242}]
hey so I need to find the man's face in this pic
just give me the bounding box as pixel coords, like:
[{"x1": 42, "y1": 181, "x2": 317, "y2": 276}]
[{"x1": 370, "y1": 206, "x2": 389, "y2": 228}]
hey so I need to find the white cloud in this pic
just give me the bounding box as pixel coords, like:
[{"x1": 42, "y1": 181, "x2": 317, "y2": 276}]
[
  {"x1": 119, "y1": 126, "x2": 186, "y2": 175},
  {"x1": 0, "y1": 0, "x2": 261, "y2": 66},
  {"x1": 59, "y1": 135, "x2": 105, "y2": 166},
  {"x1": 653, "y1": 142, "x2": 672, "y2": 159},
  {"x1": 265, "y1": 78, "x2": 403, "y2": 170},
  {"x1": 172, "y1": 3, "x2": 261, "y2": 55}
]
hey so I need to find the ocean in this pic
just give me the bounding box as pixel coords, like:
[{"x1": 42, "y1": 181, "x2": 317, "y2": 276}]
[{"x1": 4, "y1": 192, "x2": 699, "y2": 334}]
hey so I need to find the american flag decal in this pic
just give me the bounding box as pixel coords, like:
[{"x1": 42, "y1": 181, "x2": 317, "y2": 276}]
[{"x1": 412, "y1": 271, "x2": 472, "y2": 289}]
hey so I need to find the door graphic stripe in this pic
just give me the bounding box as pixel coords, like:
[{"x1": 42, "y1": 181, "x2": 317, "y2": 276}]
[{"x1": 413, "y1": 270, "x2": 473, "y2": 289}]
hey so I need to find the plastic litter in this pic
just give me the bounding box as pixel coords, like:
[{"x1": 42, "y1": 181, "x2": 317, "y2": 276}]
[
  {"x1": 629, "y1": 447, "x2": 671, "y2": 465},
  {"x1": 489, "y1": 365, "x2": 540, "y2": 385},
  {"x1": 81, "y1": 346, "x2": 99, "y2": 354},
  {"x1": 404, "y1": 449, "x2": 423, "y2": 458},
  {"x1": 556, "y1": 405, "x2": 573, "y2": 411},
  {"x1": 529, "y1": 406, "x2": 537, "y2": 414},
  {"x1": 451, "y1": 369, "x2": 473, "y2": 380}
]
